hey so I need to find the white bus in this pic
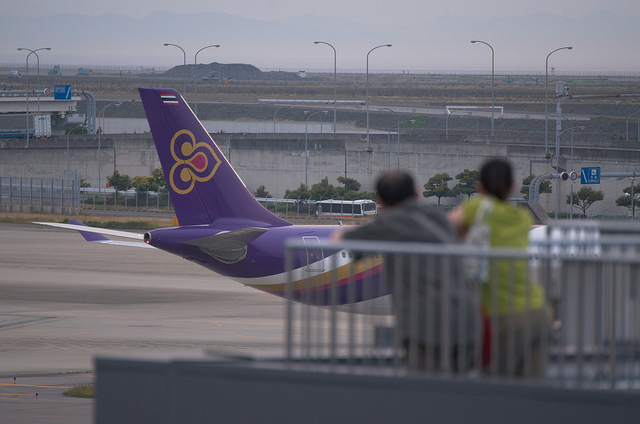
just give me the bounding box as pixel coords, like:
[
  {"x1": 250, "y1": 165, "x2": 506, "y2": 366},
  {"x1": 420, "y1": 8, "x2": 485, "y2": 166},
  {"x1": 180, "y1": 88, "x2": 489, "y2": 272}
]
[{"x1": 315, "y1": 199, "x2": 378, "y2": 218}]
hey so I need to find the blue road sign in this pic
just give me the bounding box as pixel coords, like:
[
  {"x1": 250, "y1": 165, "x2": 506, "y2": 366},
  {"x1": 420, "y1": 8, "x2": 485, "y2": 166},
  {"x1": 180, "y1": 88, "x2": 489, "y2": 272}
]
[
  {"x1": 54, "y1": 85, "x2": 71, "y2": 100},
  {"x1": 581, "y1": 167, "x2": 601, "y2": 184}
]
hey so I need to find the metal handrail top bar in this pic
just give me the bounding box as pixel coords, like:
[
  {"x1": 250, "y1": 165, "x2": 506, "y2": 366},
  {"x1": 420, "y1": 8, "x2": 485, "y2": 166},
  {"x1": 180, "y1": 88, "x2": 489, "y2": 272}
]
[{"x1": 285, "y1": 239, "x2": 640, "y2": 263}]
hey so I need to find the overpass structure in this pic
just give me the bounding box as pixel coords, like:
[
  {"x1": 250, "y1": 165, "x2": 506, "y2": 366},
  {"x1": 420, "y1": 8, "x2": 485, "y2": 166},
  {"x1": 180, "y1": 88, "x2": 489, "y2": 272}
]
[
  {"x1": 0, "y1": 89, "x2": 95, "y2": 137},
  {"x1": 0, "y1": 89, "x2": 80, "y2": 114}
]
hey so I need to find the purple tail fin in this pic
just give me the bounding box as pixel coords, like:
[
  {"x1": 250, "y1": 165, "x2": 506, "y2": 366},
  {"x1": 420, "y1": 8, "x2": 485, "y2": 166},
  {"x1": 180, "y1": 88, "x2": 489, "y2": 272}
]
[{"x1": 139, "y1": 88, "x2": 290, "y2": 227}]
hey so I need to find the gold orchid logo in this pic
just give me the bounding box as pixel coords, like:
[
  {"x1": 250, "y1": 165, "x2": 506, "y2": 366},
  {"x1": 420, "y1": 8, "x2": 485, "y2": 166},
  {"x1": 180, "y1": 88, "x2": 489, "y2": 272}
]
[{"x1": 169, "y1": 129, "x2": 221, "y2": 195}]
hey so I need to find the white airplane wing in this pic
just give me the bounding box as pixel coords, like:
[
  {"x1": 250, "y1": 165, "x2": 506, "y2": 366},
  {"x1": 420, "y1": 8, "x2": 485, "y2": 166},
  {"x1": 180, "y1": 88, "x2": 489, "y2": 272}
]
[{"x1": 34, "y1": 221, "x2": 155, "y2": 249}]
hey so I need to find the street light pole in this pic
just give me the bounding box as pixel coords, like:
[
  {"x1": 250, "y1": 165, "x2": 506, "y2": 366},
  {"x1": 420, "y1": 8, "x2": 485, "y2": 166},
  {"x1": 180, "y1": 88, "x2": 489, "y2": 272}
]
[
  {"x1": 545, "y1": 46, "x2": 573, "y2": 156},
  {"x1": 556, "y1": 124, "x2": 575, "y2": 219},
  {"x1": 379, "y1": 108, "x2": 398, "y2": 171},
  {"x1": 471, "y1": 40, "x2": 494, "y2": 136},
  {"x1": 17, "y1": 47, "x2": 51, "y2": 148},
  {"x1": 194, "y1": 44, "x2": 220, "y2": 117},
  {"x1": 554, "y1": 94, "x2": 571, "y2": 219},
  {"x1": 273, "y1": 106, "x2": 293, "y2": 133},
  {"x1": 164, "y1": 43, "x2": 187, "y2": 95},
  {"x1": 314, "y1": 41, "x2": 337, "y2": 134},
  {"x1": 98, "y1": 102, "x2": 122, "y2": 196},
  {"x1": 66, "y1": 127, "x2": 74, "y2": 180},
  {"x1": 626, "y1": 111, "x2": 640, "y2": 142},
  {"x1": 366, "y1": 44, "x2": 392, "y2": 151},
  {"x1": 305, "y1": 111, "x2": 328, "y2": 186}
]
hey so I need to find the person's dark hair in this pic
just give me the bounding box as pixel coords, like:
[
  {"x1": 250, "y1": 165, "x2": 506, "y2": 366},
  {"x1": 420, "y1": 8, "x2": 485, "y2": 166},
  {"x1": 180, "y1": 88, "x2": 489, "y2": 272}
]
[
  {"x1": 480, "y1": 158, "x2": 513, "y2": 200},
  {"x1": 376, "y1": 171, "x2": 415, "y2": 206}
]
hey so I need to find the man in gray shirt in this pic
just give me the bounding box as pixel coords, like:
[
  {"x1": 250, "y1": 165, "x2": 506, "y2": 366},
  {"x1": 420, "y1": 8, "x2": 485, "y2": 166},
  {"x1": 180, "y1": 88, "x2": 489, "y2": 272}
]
[{"x1": 333, "y1": 171, "x2": 478, "y2": 372}]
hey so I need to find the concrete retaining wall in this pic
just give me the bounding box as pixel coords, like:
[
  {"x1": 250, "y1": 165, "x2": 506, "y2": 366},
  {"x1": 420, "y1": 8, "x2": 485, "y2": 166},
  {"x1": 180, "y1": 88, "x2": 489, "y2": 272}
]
[{"x1": 1, "y1": 133, "x2": 639, "y2": 216}]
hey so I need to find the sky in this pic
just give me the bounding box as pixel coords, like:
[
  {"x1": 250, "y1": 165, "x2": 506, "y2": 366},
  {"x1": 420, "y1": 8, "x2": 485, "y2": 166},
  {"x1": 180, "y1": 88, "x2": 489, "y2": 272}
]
[{"x1": 1, "y1": 0, "x2": 639, "y2": 73}]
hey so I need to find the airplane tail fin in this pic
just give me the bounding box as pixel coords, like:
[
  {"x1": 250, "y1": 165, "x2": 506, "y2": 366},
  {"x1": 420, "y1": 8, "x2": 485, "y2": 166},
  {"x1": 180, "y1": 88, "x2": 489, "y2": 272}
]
[{"x1": 138, "y1": 88, "x2": 290, "y2": 227}]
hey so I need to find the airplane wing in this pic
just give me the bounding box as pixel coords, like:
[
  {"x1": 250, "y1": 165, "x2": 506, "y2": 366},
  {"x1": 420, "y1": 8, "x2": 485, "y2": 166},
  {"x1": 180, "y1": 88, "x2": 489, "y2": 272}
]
[
  {"x1": 182, "y1": 227, "x2": 268, "y2": 264},
  {"x1": 34, "y1": 220, "x2": 155, "y2": 249}
]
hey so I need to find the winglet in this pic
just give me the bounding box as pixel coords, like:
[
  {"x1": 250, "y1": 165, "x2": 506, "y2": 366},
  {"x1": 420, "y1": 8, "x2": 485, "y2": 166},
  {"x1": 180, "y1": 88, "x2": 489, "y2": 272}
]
[{"x1": 68, "y1": 220, "x2": 109, "y2": 242}]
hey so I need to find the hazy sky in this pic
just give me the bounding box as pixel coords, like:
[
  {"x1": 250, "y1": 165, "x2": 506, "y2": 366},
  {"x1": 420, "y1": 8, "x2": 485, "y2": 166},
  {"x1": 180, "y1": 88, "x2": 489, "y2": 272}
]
[
  {"x1": 7, "y1": 0, "x2": 640, "y2": 21},
  {"x1": 2, "y1": 0, "x2": 639, "y2": 72}
]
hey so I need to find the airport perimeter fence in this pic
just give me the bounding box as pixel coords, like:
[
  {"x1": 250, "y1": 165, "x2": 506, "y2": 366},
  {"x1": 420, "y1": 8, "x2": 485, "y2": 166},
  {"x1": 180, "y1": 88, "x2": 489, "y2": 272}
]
[
  {"x1": 0, "y1": 177, "x2": 81, "y2": 212},
  {"x1": 0, "y1": 177, "x2": 176, "y2": 214},
  {"x1": 0, "y1": 177, "x2": 379, "y2": 217},
  {"x1": 284, "y1": 221, "x2": 640, "y2": 390}
]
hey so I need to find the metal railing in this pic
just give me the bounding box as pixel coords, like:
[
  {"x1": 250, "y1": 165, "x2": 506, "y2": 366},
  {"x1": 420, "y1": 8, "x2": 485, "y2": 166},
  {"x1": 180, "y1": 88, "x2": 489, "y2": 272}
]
[
  {"x1": 0, "y1": 177, "x2": 81, "y2": 210},
  {"x1": 284, "y1": 221, "x2": 640, "y2": 390},
  {"x1": 0, "y1": 177, "x2": 175, "y2": 213}
]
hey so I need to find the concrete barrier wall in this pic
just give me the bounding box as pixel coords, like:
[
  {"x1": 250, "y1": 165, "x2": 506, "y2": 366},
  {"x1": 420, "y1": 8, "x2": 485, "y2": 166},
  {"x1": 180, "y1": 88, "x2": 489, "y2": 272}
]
[
  {"x1": 1, "y1": 133, "x2": 639, "y2": 215},
  {"x1": 95, "y1": 354, "x2": 640, "y2": 424}
]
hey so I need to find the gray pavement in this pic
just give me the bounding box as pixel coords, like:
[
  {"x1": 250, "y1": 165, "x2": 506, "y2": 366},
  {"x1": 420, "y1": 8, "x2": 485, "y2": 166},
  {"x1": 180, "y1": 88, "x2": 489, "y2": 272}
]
[{"x1": 0, "y1": 223, "x2": 288, "y2": 423}]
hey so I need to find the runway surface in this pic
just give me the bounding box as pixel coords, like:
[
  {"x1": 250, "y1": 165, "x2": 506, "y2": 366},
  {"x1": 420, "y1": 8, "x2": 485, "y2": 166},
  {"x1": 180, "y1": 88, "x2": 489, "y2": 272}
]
[{"x1": 0, "y1": 223, "x2": 288, "y2": 423}]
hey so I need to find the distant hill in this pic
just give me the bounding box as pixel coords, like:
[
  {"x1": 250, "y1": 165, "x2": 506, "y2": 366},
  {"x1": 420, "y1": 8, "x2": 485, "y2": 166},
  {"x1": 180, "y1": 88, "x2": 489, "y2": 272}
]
[{"x1": 164, "y1": 62, "x2": 301, "y2": 81}]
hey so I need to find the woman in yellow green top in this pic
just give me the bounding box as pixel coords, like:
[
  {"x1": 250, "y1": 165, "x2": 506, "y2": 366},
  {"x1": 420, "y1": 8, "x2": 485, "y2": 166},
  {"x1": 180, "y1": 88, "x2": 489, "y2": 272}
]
[{"x1": 449, "y1": 158, "x2": 550, "y2": 378}]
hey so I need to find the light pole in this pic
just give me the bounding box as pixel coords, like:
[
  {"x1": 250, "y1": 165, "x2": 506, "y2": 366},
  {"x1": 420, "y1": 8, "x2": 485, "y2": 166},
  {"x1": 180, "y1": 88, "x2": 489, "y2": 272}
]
[
  {"x1": 545, "y1": 46, "x2": 573, "y2": 156},
  {"x1": 164, "y1": 43, "x2": 187, "y2": 95},
  {"x1": 553, "y1": 91, "x2": 571, "y2": 219},
  {"x1": 556, "y1": 124, "x2": 575, "y2": 219},
  {"x1": 626, "y1": 111, "x2": 640, "y2": 141},
  {"x1": 194, "y1": 44, "x2": 220, "y2": 117},
  {"x1": 366, "y1": 44, "x2": 392, "y2": 151},
  {"x1": 98, "y1": 102, "x2": 122, "y2": 196},
  {"x1": 379, "y1": 108, "x2": 398, "y2": 171},
  {"x1": 17, "y1": 47, "x2": 51, "y2": 147},
  {"x1": 273, "y1": 106, "x2": 293, "y2": 133},
  {"x1": 305, "y1": 110, "x2": 328, "y2": 186},
  {"x1": 66, "y1": 126, "x2": 75, "y2": 180},
  {"x1": 471, "y1": 40, "x2": 494, "y2": 136},
  {"x1": 314, "y1": 41, "x2": 337, "y2": 134}
]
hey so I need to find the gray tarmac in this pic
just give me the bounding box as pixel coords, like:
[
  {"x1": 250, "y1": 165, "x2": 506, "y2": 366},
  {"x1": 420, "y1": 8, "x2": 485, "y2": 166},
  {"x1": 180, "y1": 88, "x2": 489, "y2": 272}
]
[{"x1": 0, "y1": 223, "x2": 287, "y2": 423}]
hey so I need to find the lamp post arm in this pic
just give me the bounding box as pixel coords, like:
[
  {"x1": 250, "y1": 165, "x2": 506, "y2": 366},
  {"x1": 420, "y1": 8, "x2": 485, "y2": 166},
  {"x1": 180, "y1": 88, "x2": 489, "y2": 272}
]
[
  {"x1": 544, "y1": 46, "x2": 573, "y2": 155},
  {"x1": 314, "y1": 42, "x2": 337, "y2": 134},
  {"x1": 365, "y1": 44, "x2": 392, "y2": 151},
  {"x1": 194, "y1": 44, "x2": 220, "y2": 117}
]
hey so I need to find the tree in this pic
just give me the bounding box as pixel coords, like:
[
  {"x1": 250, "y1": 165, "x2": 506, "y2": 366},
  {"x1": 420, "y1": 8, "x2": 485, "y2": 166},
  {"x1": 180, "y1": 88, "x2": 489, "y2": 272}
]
[
  {"x1": 337, "y1": 176, "x2": 361, "y2": 193},
  {"x1": 453, "y1": 169, "x2": 479, "y2": 200},
  {"x1": 285, "y1": 183, "x2": 310, "y2": 200},
  {"x1": 130, "y1": 175, "x2": 159, "y2": 192},
  {"x1": 151, "y1": 168, "x2": 166, "y2": 190},
  {"x1": 423, "y1": 173, "x2": 455, "y2": 205},
  {"x1": 567, "y1": 187, "x2": 604, "y2": 217},
  {"x1": 341, "y1": 190, "x2": 376, "y2": 201},
  {"x1": 520, "y1": 174, "x2": 552, "y2": 201},
  {"x1": 615, "y1": 182, "x2": 640, "y2": 215},
  {"x1": 309, "y1": 177, "x2": 336, "y2": 200},
  {"x1": 106, "y1": 170, "x2": 131, "y2": 191},
  {"x1": 254, "y1": 185, "x2": 271, "y2": 198}
]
